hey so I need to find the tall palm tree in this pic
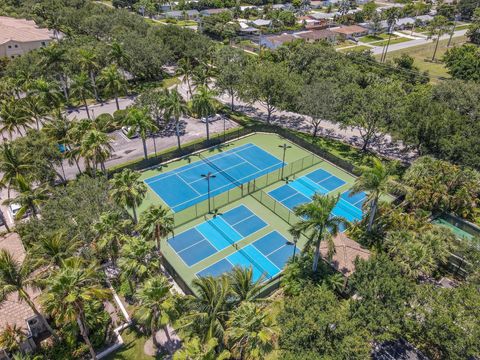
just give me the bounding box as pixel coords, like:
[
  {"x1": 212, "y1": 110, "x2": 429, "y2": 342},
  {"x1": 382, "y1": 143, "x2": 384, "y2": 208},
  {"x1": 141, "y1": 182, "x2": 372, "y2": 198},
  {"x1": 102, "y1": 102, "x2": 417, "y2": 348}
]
[
  {"x1": 427, "y1": 15, "x2": 450, "y2": 61},
  {"x1": 134, "y1": 276, "x2": 175, "y2": 352},
  {"x1": 181, "y1": 276, "x2": 232, "y2": 343},
  {"x1": 162, "y1": 88, "x2": 188, "y2": 150},
  {"x1": 79, "y1": 129, "x2": 113, "y2": 176},
  {"x1": 93, "y1": 211, "x2": 132, "y2": 266},
  {"x1": 28, "y1": 231, "x2": 79, "y2": 272},
  {"x1": 0, "y1": 98, "x2": 30, "y2": 138},
  {"x1": 38, "y1": 44, "x2": 69, "y2": 100},
  {"x1": 70, "y1": 73, "x2": 94, "y2": 120},
  {"x1": 22, "y1": 94, "x2": 47, "y2": 131},
  {"x1": 0, "y1": 143, "x2": 32, "y2": 199},
  {"x1": 42, "y1": 258, "x2": 110, "y2": 360},
  {"x1": 289, "y1": 194, "x2": 348, "y2": 272},
  {"x1": 109, "y1": 169, "x2": 147, "y2": 223},
  {"x1": 228, "y1": 267, "x2": 263, "y2": 304},
  {"x1": 28, "y1": 78, "x2": 63, "y2": 111},
  {"x1": 192, "y1": 86, "x2": 217, "y2": 141},
  {"x1": 4, "y1": 177, "x2": 49, "y2": 220},
  {"x1": 0, "y1": 324, "x2": 27, "y2": 354},
  {"x1": 77, "y1": 48, "x2": 100, "y2": 101},
  {"x1": 225, "y1": 302, "x2": 276, "y2": 360},
  {"x1": 0, "y1": 249, "x2": 60, "y2": 342},
  {"x1": 350, "y1": 158, "x2": 399, "y2": 232},
  {"x1": 108, "y1": 42, "x2": 130, "y2": 81},
  {"x1": 174, "y1": 337, "x2": 230, "y2": 360},
  {"x1": 123, "y1": 108, "x2": 158, "y2": 159},
  {"x1": 118, "y1": 236, "x2": 160, "y2": 294},
  {"x1": 99, "y1": 65, "x2": 125, "y2": 110},
  {"x1": 176, "y1": 57, "x2": 195, "y2": 99},
  {"x1": 137, "y1": 205, "x2": 174, "y2": 252},
  {"x1": 381, "y1": 8, "x2": 400, "y2": 63},
  {"x1": 192, "y1": 64, "x2": 214, "y2": 90}
]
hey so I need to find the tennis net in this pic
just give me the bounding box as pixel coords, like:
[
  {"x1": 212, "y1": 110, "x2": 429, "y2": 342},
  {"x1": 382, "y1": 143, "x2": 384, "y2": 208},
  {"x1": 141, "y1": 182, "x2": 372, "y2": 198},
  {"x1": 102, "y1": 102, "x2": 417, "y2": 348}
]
[
  {"x1": 206, "y1": 215, "x2": 271, "y2": 279},
  {"x1": 297, "y1": 177, "x2": 323, "y2": 194},
  {"x1": 199, "y1": 153, "x2": 243, "y2": 188}
]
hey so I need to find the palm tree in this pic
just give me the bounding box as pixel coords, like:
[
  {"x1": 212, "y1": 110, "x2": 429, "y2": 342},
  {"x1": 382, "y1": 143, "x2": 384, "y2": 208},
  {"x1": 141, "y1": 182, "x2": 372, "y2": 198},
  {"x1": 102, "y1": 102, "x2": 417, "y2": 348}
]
[
  {"x1": 77, "y1": 48, "x2": 100, "y2": 101},
  {"x1": 99, "y1": 65, "x2": 125, "y2": 110},
  {"x1": 4, "y1": 177, "x2": 49, "y2": 220},
  {"x1": 225, "y1": 302, "x2": 276, "y2": 360},
  {"x1": 427, "y1": 15, "x2": 450, "y2": 61},
  {"x1": 134, "y1": 276, "x2": 175, "y2": 353},
  {"x1": 181, "y1": 276, "x2": 232, "y2": 343},
  {"x1": 0, "y1": 324, "x2": 27, "y2": 354},
  {"x1": 28, "y1": 78, "x2": 63, "y2": 110},
  {"x1": 79, "y1": 128, "x2": 113, "y2": 176},
  {"x1": 176, "y1": 58, "x2": 195, "y2": 99},
  {"x1": 118, "y1": 236, "x2": 160, "y2": 294},
  {"x1": 137, "y1": 205, "x2": 174, "y2": 252},
  {"x1": 192, "y1": 86, "x2": 217, "y2": 141},
  {"x1": 289, "y1": 194, "x2": 348, "y2": 272},
  {"x1": 22, "y1": 94, "x2": 47, "y2": 131},
  {"x1": 350, "y1": 158, "x2": 399, "y2": 232},
  {"x1": 109, "y1": 169, "x2": 147, "y2": 223},
  {"x1": 0, "y1": 98, "x2": 30, "y2": 138},
  {"x1": 381, "y1": 8, "x2": 400, "y2": 63},
  {"x1": 70, "y1": 73, "x2": 94, "y2": 120},
  {"x1": 108, "y1": 41, "x2": 130, "y2": 82},
  {"x1": 162, "y1": 88, "x2": 188, "y2": 150},
  {"x1": 228, "y1": 267, "x2": 263, "y2": 304},
  {"x1": 123, "y1": 108, "x2": 158, "y2": 159},
  {"x1": 0, "y1": 143, "x2": 32, "y2": 199},
  {"x1": 174, "y1": 337, "x2": 230, "y2": 360},
  {"x1": 38, "y1": 44, "x2": 69, "y2": 100},
  {"x1": 42, "y1": 258, "x2": 110, "y2": 359},
  {"x1": 28, "y1": 231, "x2": 79, "y2": 272},
  {"x1": 93, "y1": 211, "x2": 132, "y2": 266},
  {"x1": 0, "y1": 249, "x2": 60, "y2": 342},
  {"x1": 192, "y1": 64, "x2": 214, "y2": 90}
]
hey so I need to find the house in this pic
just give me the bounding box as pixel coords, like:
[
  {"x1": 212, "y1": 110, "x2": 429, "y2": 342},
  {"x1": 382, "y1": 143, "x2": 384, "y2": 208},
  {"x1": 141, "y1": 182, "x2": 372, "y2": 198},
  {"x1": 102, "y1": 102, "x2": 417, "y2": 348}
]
[
  {"x1": 260, "y1": 33, "x2": 297, "y2": 49},
  {"x1": 305, "y1": 19, "x2": 330, "y2": 30},
  {"x1": 163, "y1": 10, "x2": 200, "y2": 20},
  {"x1": 250, "y1": 19, "x2": 272, "y2": 27},
  {"x1": 0, "y1": 16, "x2": 54, "y2": 59},
  {"x1": 415, "y1": 14, "x2": 434, "y2": 25},
  {"x1": 319, "y1": 232, "x2": 371, "y2": 277},
  {"x1": 395, "y1": 17, "x2": 416, "y2": 29},
  {"x1": 331, "y1": 24, "x2": 368, "y2": 39},
  {"x1": 0, "y1": 233, "x2": 48, "y2": 357},
  {"x1": 295, "y1": 29, "x2": 338, "y2": 43},
  {"x1": 200, "y1": 8, "x2": 230, "y2": 16},
  {"x1": 310, "y1": 0, "x2": 323, "y2": 9},
  {"x1": 310, "y1": 12, "x2": 336, "y2": 20}
]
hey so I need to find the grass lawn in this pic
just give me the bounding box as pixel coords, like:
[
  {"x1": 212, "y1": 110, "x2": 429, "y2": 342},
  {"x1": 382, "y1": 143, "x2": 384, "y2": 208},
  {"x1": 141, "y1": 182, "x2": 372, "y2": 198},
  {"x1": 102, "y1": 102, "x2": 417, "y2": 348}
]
[
  {"x1": 377, "y1": 35, "x2": 468, "y2": 82},
  {"x1": 454, "y1": 23, "x2": 471, "y2": 31},
  {"x1": 358, "y1": 33, "x2": 391, "y2": 43},
  {"x1": 334, "y1": 39, "x2": 357, "y2": 48},
  {"x1": 105, "y1": 329, "x2": 160, "y2": 360},
  {"x1": 372, "y1": 36, "x2": 410, "y2": 47},
  {"x1": 338, "y1": 45, "x2": 372, "y2": 53}
]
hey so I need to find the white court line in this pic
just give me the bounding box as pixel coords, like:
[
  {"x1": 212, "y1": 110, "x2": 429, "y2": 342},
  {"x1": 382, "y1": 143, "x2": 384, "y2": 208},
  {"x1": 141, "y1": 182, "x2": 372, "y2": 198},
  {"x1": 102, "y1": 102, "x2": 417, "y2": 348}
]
[
  {"x1": 176, "y1": 174, "x2": 202, "y2": 196},
  {"x1": 230, "y1": 213, "x2": 256, "y2": 227}
]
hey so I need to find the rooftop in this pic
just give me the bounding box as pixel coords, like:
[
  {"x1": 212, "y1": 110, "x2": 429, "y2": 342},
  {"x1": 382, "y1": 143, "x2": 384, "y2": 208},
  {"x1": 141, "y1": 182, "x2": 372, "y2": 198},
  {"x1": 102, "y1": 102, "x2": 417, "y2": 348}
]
[
  {"x1": 295, "y1": 29, "x2": 337, "y2": 41},
  {"x1": 319, "y1": 232, "x2": 371, "y2": 277},
  {"x1": 0, "y1": 16, "x2": 54, "y2": 45},
  {"x1": 0, "y1": 233, "x2": 41, "y2": 332},
  {"x1": 331, "y1": 25, "x2": 368, "y2": 35}
]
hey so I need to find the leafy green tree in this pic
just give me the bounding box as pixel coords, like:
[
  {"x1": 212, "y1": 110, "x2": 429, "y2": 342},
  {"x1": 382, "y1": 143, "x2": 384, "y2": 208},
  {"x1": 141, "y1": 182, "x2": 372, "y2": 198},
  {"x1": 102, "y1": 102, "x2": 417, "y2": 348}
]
[
  {"x1": 227, "y1": 266, "x2": 263, "y2": 304},
  {"x1": 0, "y1": 98, "x2": 30, "y2": 138},
  {"x1": 4, "y1": 177, "x2": 49, "y2": 220},
  {"x1": 99, "y1": 65, "x2": 125, "y2": 110},
  {"x1": 161, "y1": 88, "x2": 188, "y2": 150},
  {"x1": 192, "y1": 86, "x2": 217, "y2": 141},
  {"x1": 289, "y1": 194, "x2": 347, "y2": 272},
  {"x1": 362, "y1": 1, "x2": 377, "y2": 20},
  {"x1": 350, "y1": 158, "x2": 399, "y2": 232},
  {"x1": 137, "y1": 205, "x2": 174, "y2": 252},
  {"x1": 466, "y1": 8, "x2": 480, "y2": 44},
  {"x1": 134, "y1": 276, "x2": 176, "y2": 352},
  {"x1": 42, "y1": 258, "x2": 110, "y2": 360},
  {"x1": 181, "y1": 276, "x2": 232, "y2": 343},
  {"x1": 457, "y1": 0, "x2": 480, "y2": 20},
  {"x1": 225, "y1": 302, "x2": 276, "y2": 360},
  {"x1": 443, "y1": 44, "x2": 480, "y2": 82},
  {"x1": 0, "y1": 249, "x2": 60, "y2": 342},
  {"x1": 241, "y1": 61, "x2": 299, "y2": 124},
  {"x1": 174, "y1": 337, "x2": 229, "y2": 360},
  {"x1": 426, "y1": 15, "x2": 450, "y2": 61},
  {"x1": 350, "y1": 255, "x2": 415, "y2": 342},
  {"x1": 79, "y1": 128, "x2": 113, "y2": 176},
  {"x1": 108, "y1": 42, "x2": 130, "y2": 80},
  {"x1": 277, "y1": 285, "x2": 371, "y2": 359},
  {"x1": 70, "y1": 72, "x2": 94, "y2": 120},
  {"x1": 109, "y1": 169, "x2": 147, "y2": 223},
  {"x1": 214, "y1": 47, "x2": 247, "y2": 111}
]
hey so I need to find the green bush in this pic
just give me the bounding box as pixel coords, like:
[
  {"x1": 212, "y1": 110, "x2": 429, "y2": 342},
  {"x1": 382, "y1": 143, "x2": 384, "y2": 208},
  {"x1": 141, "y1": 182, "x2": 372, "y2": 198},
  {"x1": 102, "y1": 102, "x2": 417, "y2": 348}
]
[{"x1": 113, "y1": 109, "x2": 128, "y2": 126}]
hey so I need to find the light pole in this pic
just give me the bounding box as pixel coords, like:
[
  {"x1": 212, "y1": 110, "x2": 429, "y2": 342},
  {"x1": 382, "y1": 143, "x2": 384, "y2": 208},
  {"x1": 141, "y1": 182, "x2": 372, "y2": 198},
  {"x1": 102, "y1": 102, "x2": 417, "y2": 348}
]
[
  {"x1": 278, "y1": 143, "x2": 292, "y2": 180},
  {"x1": 201, "y1": 172, "x2": 216, "y2": 213}
]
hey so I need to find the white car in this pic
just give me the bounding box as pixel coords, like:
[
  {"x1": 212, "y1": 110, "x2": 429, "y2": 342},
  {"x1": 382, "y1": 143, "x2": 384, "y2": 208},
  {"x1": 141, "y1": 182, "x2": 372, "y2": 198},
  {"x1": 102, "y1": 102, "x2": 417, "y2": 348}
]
[
  {"x1": 121, "y1": 126, "x2": 139, "y2": 139},
  {"x1": 201, "y1": 114, "x2": 222, "y2": 123}
]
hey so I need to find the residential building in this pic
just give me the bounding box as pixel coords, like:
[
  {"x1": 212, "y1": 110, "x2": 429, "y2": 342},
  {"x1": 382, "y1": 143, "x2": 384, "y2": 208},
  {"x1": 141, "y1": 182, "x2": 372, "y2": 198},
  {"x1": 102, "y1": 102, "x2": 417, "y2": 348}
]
[
  {"x1": 163, "y1": 10, "x2": 200, "y2": 20},
  {"x1": 310, "y1": 0, "x2": 324, "y2": 9},
  {"x1": 0, "y1": 233, "x2": 48, "y2": 357},
  {"x1": 0, "y1": 16, "x2": 54, "y2": 59},
  {"x1": 260, "y1": 33, "x2": 297, "y2": 49},
  {"x1": 250, "y1": 19, "x2": 272, "y2": 27},
  {"x1": 200, "y1": 8, "x2": 230, "y2": 16},
  {"x1": 331, "y1": 24, "x2": 369, "y2": 39},
  {"x1": 295, "y1": 29, "x2": 338, "y2": 43}
]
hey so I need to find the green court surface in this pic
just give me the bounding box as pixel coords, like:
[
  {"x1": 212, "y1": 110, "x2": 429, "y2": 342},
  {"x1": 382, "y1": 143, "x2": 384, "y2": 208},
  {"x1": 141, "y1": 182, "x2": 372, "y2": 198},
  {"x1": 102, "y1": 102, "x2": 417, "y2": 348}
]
[{"x1": 143, "y1": 133, "x2": 367, "y2": 292}]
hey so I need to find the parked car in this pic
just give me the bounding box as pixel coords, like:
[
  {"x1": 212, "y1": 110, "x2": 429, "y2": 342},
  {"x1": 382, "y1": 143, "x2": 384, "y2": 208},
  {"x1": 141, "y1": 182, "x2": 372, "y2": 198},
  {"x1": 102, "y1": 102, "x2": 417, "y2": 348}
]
[
  {"x1": 121, "y1": 126, "x2": 139, "y2": 139},
  {"x1": 201, "y1": 114, "x2": 223, "y2": 123}
]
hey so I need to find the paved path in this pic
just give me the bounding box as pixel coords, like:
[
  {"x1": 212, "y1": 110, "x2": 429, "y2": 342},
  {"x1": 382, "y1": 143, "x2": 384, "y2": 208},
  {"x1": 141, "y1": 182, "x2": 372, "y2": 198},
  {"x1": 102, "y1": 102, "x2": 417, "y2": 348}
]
[{"x1": 370, "y1": 29, "x2": 467, "y2": 55}]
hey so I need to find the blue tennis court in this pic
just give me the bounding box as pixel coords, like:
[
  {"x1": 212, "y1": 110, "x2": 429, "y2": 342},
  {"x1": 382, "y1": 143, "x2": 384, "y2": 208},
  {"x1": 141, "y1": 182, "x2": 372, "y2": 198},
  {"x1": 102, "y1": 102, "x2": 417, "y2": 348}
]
[
  {"x1": 145, "y1": 143, "x2": 283, "y2": 212},
  {"x1": 269, "y1": 168, "x2": 346, "y2": 211},
  {"x1": 335, "y1": 189, "x2": 367, "y2": 222},
  {"x1": 167, "y1": 205, "x2": 267, "y2": 266},
  {"x1": 197, "y1": 231, "x2": 300, "y2": 282}
]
